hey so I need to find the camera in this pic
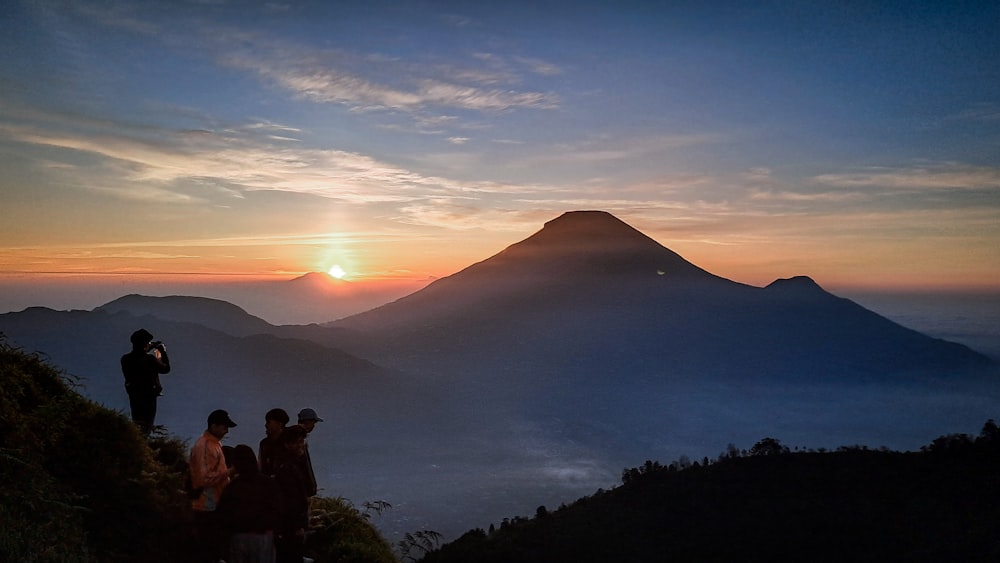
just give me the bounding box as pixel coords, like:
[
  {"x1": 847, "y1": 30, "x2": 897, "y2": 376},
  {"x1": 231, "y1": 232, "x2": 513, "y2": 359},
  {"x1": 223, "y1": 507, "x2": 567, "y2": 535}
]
[{"x1": 150, "y1": 341, "x2": 165, "y2": 351}]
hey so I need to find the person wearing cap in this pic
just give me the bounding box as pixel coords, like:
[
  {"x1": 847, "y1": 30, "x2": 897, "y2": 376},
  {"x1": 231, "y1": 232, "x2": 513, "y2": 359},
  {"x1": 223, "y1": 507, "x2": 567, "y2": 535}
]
[
  {"x1": 258, "y1": 408, "x2": 290, "y2": 477},
  {"x1": 120, "y1": 328, "x2": 170, "y2": 435},
  {"x1": 190, "y1": 409, "x2": 238, "y2": 562},
  {"x1": 296, "y1": 408, "x2": 323, "y2": 497}
]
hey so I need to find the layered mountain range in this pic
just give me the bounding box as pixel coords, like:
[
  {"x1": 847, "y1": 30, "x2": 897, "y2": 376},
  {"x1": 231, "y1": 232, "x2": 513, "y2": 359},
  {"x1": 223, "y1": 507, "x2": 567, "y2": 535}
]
[{"x1": 1, "y1": 210, "x2": 995, "y2": 541}]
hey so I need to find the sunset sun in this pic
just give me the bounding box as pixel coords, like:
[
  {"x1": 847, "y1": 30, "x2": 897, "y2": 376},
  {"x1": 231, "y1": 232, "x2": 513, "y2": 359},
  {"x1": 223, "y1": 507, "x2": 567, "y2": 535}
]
[{"x1": 327, "y1": 264, "x2": 346, "y2": 279}]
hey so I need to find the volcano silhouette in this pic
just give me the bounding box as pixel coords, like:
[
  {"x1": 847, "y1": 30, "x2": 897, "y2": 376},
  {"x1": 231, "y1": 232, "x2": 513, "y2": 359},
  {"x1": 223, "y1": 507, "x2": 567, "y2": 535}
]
[{"x1": 335, "y1": 211, "x2": 991, "y2": 383}]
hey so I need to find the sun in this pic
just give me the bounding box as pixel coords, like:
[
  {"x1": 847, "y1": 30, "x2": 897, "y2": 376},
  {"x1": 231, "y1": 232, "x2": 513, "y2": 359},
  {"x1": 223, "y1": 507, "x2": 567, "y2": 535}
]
[{"x1": 327, "y1": 264, "x2": 346, "y2": 279}]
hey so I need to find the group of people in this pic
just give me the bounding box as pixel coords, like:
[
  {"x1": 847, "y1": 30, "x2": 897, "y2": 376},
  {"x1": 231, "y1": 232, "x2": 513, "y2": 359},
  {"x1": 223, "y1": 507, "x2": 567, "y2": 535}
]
[
  {"x1": 120, "y1": 328, "x2": 325, "y2": 563},
  {"x1": 189, "y1": 407, "x2": 324, "y2": 563}
]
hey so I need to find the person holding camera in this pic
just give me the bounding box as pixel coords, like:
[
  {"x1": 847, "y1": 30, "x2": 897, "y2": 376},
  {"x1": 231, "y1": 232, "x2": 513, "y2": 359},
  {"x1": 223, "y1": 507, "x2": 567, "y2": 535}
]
[{"x1": 121, "y1": 328, "x2": 171, "y2": 435}]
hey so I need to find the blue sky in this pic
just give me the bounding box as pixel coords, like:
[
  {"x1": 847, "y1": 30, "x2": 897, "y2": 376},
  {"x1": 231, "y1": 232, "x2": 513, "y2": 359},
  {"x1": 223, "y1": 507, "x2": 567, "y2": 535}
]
[{"x1": 1, "y1": 0, "x2": 999, "y2": 290}]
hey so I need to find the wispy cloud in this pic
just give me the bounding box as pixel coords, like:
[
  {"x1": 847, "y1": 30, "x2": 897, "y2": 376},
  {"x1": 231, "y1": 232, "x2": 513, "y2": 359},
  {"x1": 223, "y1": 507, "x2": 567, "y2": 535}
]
[
  {"x1": 514, "y1": 56, "x2": 564, "y2": 76},
  {"x1": 749, "y1": 190, "x2": 869, "y2": 203},
  {"x1": 950, "y1": 102, "x2": 1000, "y2": 122},
  {"x1": 219, "y1": 43, "x2": 558, "y2": 115},
  {"x1": 0, "y1": 113, "x2": 553, "y2": 209},
  {"x1": 812, "y1": 163, "x2": 1000, "y2": 191},
  {"x1": 519, "y1": 133, "x2": 726, "y2": 167}
]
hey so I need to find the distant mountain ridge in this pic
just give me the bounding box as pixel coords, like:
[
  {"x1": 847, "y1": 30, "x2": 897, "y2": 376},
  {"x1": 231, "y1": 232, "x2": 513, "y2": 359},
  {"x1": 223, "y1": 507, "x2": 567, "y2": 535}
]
[{"x1": 97, "y1": 294, "x2": 276, "y2": 337}]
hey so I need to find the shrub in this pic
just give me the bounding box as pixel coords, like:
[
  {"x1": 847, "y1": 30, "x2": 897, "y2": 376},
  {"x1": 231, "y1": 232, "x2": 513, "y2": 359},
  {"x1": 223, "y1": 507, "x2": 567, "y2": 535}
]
[{"x1": 306, "y1": 496, "x2": 397, "y2": 563}]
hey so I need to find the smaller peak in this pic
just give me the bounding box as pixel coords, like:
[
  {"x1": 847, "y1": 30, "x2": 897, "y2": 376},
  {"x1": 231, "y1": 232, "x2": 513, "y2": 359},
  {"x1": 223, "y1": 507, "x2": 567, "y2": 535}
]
[
  {"x1": 766, "y1": 275, "x2": 820, "y2": 289},
  {"x1": 291, "y1": 272, "x2": 348, "y2": 283}
]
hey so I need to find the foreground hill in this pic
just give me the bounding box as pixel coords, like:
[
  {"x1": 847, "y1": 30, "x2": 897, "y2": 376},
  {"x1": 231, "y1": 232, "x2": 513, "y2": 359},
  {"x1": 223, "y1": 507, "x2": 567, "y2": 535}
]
[
  {"x1": 423, "y1": 429, "x2": 1000, "y2": 563},
  {"x1": 0, "y1": 337, "x2": 396, "y2": 562}
]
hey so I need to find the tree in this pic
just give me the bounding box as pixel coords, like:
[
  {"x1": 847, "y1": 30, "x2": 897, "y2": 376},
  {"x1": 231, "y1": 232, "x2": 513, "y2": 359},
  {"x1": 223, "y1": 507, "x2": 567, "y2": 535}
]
[
  {"x1": 979, "y1": 419, "x2": 999, "y2": 442},
  {"x1": 749, "y1": 437, "x2": 789, "y2": 456}
]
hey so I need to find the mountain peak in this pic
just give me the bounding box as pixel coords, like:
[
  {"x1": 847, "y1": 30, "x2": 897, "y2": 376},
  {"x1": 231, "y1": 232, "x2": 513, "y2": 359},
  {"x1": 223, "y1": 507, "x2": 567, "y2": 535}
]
[
  {"x1": 542, "y1": 210, "x2": 637, "y2": 234},
  {"x1": 488, "y1": 210, "x2": 720, "y2": 281},
  {"x1": 765, "y1": 276, "x2": 823, "y2": 292},
  {"x1": 527, "y1": 210, "x2": 657, "y2": 248}
]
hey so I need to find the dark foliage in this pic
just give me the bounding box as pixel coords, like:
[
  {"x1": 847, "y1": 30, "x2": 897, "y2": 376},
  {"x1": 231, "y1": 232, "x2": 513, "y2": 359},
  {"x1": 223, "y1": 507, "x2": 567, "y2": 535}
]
[
  {"x1": 423, "y1": 424, "x2": 1000, "y2": 563},
  {"x1": 306, "y1": 497, "x2": 397, "y2": 563},
  {"x1": 0, "y1": 336, "x2": 196, "y2": 561}
]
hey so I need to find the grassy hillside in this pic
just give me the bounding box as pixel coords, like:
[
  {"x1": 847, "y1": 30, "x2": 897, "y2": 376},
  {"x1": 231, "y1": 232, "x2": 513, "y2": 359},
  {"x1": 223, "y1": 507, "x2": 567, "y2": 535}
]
[
  {"x1": 423, "y1": 432, "x2": 1000, "y2": 562},
  {"x1": 0, "y1": 336, "x2": 395, "y2": 562}
]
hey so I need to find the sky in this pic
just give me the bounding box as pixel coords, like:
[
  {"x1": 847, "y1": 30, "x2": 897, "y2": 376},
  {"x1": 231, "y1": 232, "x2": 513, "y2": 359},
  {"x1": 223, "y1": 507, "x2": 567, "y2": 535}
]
[{"x1": 2, "y1": 0, "x2": 999, "y2": 296}]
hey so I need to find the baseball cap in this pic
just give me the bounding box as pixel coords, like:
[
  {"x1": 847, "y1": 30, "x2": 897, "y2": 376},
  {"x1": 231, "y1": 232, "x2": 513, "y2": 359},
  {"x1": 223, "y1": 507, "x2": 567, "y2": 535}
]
[
  {"x1": 297, "y1": 408, "x2": 323, "y2": 423},
  {"x1": 207, "y1": 409, "x2": 238, "y2": 428}
]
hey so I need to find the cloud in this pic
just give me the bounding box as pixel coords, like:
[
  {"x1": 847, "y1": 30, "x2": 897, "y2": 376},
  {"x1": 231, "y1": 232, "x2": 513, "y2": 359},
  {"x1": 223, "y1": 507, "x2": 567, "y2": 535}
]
[
  {"x1": 514, "y1": 56, "x2": 564, "y2": 76},
  {"x1": 0, "y1": 113, "x2": 555, "y2": 212},
  {"x1": 811, "y1": 163, "x2": 1000, "y2": 191},
  {"x1": 749, "y1": 190, "x2": 868, "y2": 203},
  {"x1": 524, "y1": 133, "x2": 726, "y2": 166},
  {"x1": 220, "y1": 47, "x2": 558, "y2": 114},
  {"x1": 951, "y1": 102, "x2": 1000, "y2": 122}
]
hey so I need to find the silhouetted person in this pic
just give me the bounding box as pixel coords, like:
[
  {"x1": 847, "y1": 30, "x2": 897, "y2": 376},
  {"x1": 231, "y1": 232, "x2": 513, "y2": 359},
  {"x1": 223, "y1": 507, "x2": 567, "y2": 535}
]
[
  {"x1": 120, "y1": 328, "x2": 170, "y2": 435},
  {"x1": 274, "y1": 425, "x2": 310, "y2": 563},
  {"x1": 296, "y1": 408, "x2": 323, "y2": 497},
  {"x1": 191, "y1": 409, "x2": 238, "y2": 563},
  {"x1": 258, "y1": 408, "x2": 290, "y2": 477},
  {"x1": 219, "y1": 444, "x2": 281, "y2": 563}
]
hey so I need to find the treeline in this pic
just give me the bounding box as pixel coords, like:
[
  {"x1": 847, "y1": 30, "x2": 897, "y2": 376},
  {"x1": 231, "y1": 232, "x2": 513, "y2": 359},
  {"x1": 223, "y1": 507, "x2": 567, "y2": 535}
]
[
  {"x1": 0, "y1": 337, "x2": 396, "y2": 562},
  {"x1": 423, "y1": 426, "x2": 1000, "y2": 562}
]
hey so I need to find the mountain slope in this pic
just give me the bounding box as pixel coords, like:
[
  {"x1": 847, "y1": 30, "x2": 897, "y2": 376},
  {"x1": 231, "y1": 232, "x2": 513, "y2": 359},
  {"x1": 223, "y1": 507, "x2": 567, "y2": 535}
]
[
  {"x1": 333, "y1": 211, "x2": 992, "y2": 383},
  {"x1": 338, "y1": 210, "x2": 735, "y2": 332}
]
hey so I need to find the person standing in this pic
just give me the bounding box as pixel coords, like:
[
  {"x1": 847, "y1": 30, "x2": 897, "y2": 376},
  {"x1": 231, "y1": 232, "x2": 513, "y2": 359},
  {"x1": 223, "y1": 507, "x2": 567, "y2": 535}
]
[
  {"x1": 218, "y1": 444, "x2": 281, "y2": 563},
  {"x1": 120, "y1": 328, "x2": 170, "y2": 435},
  {"x1": 191, "y1": 409, "x2": 238, "y2": 563},
  {"x1": 258, "y1": 408, "x2": 289, "y2": 477},
  {"x1": 296, "y1": 408, "x2": 323, "y2": 497},
  {"x1": 274, "y1": 425, "x2": 310, "y2": 563}
]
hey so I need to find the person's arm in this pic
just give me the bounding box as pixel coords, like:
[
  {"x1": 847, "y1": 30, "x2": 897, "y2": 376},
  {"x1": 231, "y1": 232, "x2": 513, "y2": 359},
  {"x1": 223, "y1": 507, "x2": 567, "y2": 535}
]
[{"x1": 151, "y1": 346, "x2": 171, "y2": 374}]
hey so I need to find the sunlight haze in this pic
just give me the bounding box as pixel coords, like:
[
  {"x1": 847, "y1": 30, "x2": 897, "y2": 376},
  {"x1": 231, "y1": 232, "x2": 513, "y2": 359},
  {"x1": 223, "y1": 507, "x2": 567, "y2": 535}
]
[{"x1": 1, "y1": 0, "x2": 998, "y2": 293}]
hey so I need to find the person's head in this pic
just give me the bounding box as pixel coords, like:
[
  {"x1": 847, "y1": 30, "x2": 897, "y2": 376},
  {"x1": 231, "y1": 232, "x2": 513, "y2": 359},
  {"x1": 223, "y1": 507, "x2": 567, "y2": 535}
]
[
  {"x1": 207, "y1": 409, "x2": 237, "y2": 439},
  {"x1": 232, "y1": 444, "x2": 259, "y2": 477},
  {"x1": 297, "y1": 408, "x2": 323, "y2": 433},
  {"x1": 265, "y1": 408, "x2": 289, "y2": 437},
  {"x1": 130, "y1": 328, "x2": 154, "y2": 351},
  {"x1": 280, "y1": 424, "x2": 308, "y2": 459}
]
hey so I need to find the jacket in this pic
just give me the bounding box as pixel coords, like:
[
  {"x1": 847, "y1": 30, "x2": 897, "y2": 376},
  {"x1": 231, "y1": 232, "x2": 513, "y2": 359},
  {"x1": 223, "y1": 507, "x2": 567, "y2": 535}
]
[{"x1": 190, "y1": 430, "x2": 231, "y2": 511}]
